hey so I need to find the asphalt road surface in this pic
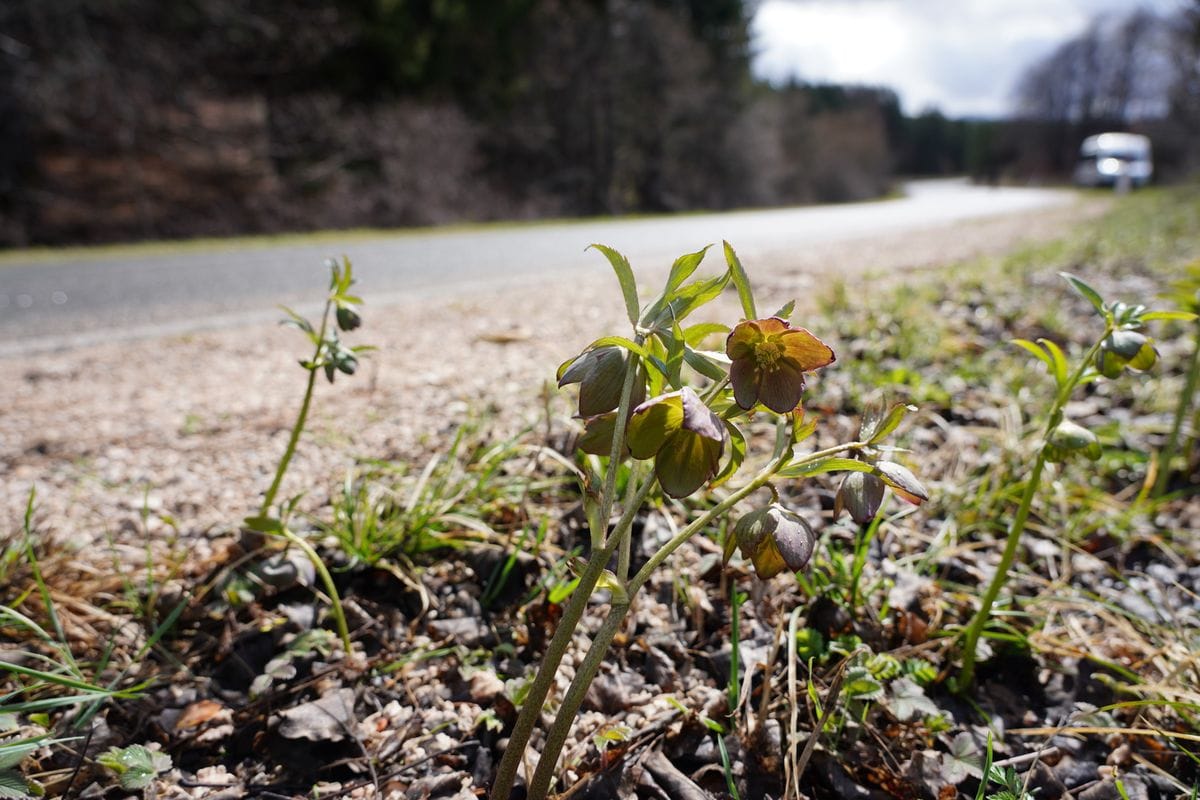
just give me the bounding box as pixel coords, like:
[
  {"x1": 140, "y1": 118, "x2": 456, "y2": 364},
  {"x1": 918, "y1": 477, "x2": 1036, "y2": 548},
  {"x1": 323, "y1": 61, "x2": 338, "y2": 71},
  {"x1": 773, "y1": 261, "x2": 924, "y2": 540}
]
[{"x1": 0, "y1": 180, "x2": 1075, "y2": 356}]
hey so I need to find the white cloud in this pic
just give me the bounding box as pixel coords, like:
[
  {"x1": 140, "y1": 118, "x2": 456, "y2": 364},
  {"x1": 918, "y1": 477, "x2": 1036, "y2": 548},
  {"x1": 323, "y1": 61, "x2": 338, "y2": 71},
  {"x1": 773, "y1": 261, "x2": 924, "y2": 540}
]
[{"x1": 751, "y1": 0, "x2": 1184, "y2": 117}]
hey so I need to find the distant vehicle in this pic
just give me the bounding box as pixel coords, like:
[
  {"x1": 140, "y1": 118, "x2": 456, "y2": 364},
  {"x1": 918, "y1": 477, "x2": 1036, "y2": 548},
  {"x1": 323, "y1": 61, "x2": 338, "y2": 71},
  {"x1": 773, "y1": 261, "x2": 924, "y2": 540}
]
[{"x1": 1073, "y1": 132, "x2": 1153, "y2": 189}]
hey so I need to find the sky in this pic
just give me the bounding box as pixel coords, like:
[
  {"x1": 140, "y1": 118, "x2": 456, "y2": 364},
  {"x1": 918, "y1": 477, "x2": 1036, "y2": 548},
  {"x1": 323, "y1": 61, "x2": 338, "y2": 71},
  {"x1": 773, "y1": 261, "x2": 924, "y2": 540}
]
[{"x1": 751, "y1": 0, "x2": 1186, "y2": 118}]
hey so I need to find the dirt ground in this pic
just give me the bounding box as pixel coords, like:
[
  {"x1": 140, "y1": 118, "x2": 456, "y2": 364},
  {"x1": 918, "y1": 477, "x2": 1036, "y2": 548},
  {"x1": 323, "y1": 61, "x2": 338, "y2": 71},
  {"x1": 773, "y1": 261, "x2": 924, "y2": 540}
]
[{"x1": 2, "y1": 199, "x2": 1107, "y2": 557}]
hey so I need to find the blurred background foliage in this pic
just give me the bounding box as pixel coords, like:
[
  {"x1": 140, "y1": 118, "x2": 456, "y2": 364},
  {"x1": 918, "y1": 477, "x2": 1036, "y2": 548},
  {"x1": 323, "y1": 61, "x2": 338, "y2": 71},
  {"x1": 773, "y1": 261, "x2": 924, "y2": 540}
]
[{"x1": 0, "y1": 0, "x2": 1198, "y2": 246}]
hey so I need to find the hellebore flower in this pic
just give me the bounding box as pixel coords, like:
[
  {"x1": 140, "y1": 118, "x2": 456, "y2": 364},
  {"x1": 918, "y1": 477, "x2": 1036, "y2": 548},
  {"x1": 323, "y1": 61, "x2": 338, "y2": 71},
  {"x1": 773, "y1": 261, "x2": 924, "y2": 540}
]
[
  {"x1": 725, "y1": 318, "x2": 835, "y2": 413},
  {"x1": 729, "y1": 504, "x2": 816, "y2": 579},
  {"x1": 1095, "y1": 330, "x2": 1157, "y2": 379},
  {"x1": 1044, "y1": 419, "x2": 1101, "y2": 463},
  {"x1": 576, "y1": 412, "x2": 629, "y2": 457},
  {"x1": 558, "y1": 347, "x2": 646, "y2": 417},
  {"x1": 626, "y1": 387, "x2": 726, "y2": 498},
  {"x1": 835, "y1": 471, "x2": 886, "y2": 524},
  {"x1": 873, "y1": 461, "x2": 929, "y2": 506}
]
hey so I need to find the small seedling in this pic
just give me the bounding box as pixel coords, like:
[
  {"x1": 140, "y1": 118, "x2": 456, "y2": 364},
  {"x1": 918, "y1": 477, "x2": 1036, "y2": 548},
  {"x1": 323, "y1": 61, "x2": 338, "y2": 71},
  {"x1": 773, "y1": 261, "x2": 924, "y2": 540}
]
[
  {"x1": 244, "y1": 256, "x2": 372, "y2": 653},
  {"x1": 957, "y1": 272, "x2": 1196, "y2": 687},
  {"x1": 489, "y1": 243, "x2": 928, "y2": 800}
]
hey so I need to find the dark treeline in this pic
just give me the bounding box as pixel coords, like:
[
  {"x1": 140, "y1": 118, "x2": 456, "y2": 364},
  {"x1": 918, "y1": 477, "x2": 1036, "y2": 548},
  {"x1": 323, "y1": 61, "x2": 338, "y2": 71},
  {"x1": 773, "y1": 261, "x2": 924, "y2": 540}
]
[
  {"x1": 0, "y1": 0, "x2": 900, "y2": 245},
  {"x1": 2, "y1": 1, "x2": 1198, "y2": 246}
]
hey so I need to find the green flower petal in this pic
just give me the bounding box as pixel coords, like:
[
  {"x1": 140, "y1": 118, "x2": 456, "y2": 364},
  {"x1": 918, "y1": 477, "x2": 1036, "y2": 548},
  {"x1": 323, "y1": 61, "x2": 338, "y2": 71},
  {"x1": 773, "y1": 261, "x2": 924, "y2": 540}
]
[
  {"x1": 627, "y1": 392, "x2": 684, "y2": 460},
  {"x1": 655, "y1": 429, "x2": 722, "y2": 498},
  {"x1": 577, "y1": 412, "x2": 622, "y2": 456}
]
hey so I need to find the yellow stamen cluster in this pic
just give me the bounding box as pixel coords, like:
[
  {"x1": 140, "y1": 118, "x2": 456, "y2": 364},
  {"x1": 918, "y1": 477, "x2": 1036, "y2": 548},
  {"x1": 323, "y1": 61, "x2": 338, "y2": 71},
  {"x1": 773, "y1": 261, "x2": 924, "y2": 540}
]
[{"x1": 753, "y1": 339, "x2": 785, "y2": 371}]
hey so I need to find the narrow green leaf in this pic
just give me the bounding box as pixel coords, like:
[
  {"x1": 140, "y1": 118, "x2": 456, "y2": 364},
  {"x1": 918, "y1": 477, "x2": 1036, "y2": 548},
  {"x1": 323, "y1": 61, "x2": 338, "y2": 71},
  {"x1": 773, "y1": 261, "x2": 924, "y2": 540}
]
[
  {"x1": 866, "y1": 403, "x2": 917, "y2": 445},
  {"x1": 724, "y1": 241, "x2": 757, "y2": 320},
  {"x1": 1059, "y1": 272, "x2": 1105, "y2": 314},
  {"x1": 793, "y1": 416, "x2": 818, "y2": 444},
  {"x1": 771, "y1": 299, "x2": 796, "y2": 322},
  {"x1": 1037, "y1": 338, "x2": 1069, "y2": 390},
  {"x1": 0, "y1": 769, "x2": 28, "y2": 799},
  {"x1": 1141, "y1": 310, "x2": 1198, "y2": 322},
  {"x1": 778, "y1": 457, "x2": 873, "y2": 478},
  {"x1": 665, "y1": 245, "x2": 712, "y2": 294},
  {"x1": 0, "y1": 739, "x2": 42, "y2": 771},
  {"x1": 664, "y1": 324, "x2": 686, "y2": 389},
  {"x1": 590, "y1": 244, "x2": 640, "y2": 326},
  {"x1": 242, "y1": 515, "x2": 283, "y2": 534},
  {"x1": 1011, "y1": 338, "x2": 1053, "y2": 372},
  {"x1": 586, "y1": 335, "x2": 650, "y2": 361},
  {"x1": 683, "y1": 348, "x2": 728, "y2": 382},
  {"x1": 682, "y1": 322, "x2": 730, "y2": 346},
  {"x1": 661, "y1": 272, "x2": 730, "y2": 325}
]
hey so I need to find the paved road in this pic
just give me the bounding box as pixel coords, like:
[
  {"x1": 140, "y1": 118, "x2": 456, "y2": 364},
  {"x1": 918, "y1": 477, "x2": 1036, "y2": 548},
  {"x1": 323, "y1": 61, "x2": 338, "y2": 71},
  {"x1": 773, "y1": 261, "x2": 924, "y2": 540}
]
[{"x1": 0, "y1": 179, "x2": 1074, "y2": 356}]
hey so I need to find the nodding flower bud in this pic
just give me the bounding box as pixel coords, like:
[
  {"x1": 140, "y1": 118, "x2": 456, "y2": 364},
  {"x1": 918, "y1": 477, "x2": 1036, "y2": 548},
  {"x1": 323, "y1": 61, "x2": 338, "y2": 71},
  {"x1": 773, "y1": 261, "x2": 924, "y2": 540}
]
[
  {"x1": 557, "y1": 347, "x2": 646, "y2": 418},
  {"x1": 1044, "y1": 419, "x2": 1101, "y2": 463},
  {"x1": 729, "y1": 504, "x2": 815, "y2": 579},
  {"x1": 335, "y1": 305, "x2": 362, "y2": 332},
  {"x1": 835, "y1": 471, "x2": 886, "y2": 524},
  {"x1": 1095, "y1": 330, "x2": 1156, "y2": 379}
]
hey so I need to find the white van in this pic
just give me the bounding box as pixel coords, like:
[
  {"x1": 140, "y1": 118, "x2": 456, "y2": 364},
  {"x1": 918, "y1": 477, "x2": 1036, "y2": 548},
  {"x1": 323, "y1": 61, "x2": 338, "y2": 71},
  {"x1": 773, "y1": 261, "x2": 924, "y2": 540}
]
[{"x1": 1073, "y1": 133, "x2": 1153, "y2": 189}]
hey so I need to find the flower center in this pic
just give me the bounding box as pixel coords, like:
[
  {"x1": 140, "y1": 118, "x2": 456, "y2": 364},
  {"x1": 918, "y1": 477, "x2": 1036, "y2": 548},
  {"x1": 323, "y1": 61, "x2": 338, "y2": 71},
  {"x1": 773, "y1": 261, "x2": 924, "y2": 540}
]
[{"x1": 753, "y1": 340, "x2": 785, "y2": 371}]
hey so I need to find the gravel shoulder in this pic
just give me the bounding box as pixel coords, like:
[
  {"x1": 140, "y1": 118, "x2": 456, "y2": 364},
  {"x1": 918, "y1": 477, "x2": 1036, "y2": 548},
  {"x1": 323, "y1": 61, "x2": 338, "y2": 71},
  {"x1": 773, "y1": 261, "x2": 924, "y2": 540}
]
[{"x1": 3, "y1": 199, "x2": 1107, "y2": 554}]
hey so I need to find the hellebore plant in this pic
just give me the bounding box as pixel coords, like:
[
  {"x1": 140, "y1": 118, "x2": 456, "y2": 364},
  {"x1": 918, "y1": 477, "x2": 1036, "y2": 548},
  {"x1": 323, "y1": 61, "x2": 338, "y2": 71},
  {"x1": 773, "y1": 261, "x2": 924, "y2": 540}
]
[
  {"x1": 956, "y1": 272, "x2": 1197, "y2": 688},
  {"x1": 489, "y1": 243, "x2": 927, "y2": 800},
  {"x1": 243, "y1": 257, "x2": 372, "y2": 653}
]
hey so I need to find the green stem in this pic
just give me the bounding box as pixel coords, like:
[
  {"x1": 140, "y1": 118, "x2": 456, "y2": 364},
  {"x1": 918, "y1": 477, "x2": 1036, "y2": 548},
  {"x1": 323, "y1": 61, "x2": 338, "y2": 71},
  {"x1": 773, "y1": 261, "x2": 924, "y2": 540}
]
[
  {"x1": 525, "y1": 601, "x2": 630, "y2": 799},
  {"x1": 1153, "y1": 323, "x2": 1200, "y2": 498},
  {"x1": 278, "y1": 526, "x2": 351, "y2": 652},
  {"x1": 958, "y1": 334, "x2": 1107, "y2": 687},
  {"x1": 957, "y1": 454, "x2": 1046, "y2": 688},
  {"x1": 488, "y1": 474, "x2": 656, "y2": 800},
  {"x1": 260, "y1": 300, "x2": 332, "y2": 517},
  {"x1": 523, "y1": 437, "x2": 868, "y2": 799}
]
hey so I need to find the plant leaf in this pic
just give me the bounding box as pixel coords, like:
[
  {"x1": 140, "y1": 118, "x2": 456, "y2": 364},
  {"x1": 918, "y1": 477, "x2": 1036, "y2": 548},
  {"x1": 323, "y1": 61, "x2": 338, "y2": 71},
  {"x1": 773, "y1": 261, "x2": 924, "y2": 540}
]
[
  {"x1": 682, "y1": 322, "x2": 730, "y2": 346},
  {"x1": 0, "y1": 770, "x2": 28, "y2": 800},
  {"x1": 1059, "y1": 272, "x2": 1105, "y2": 314},
  {"x1": 584, "y1": 336, "x2": 651, "y2": 361},
  {"x1": 724, "y1": 241, "x2": 757, "y2": 320},
  {"x1": 590, "y1": 244, "x2": 640, "y2": 326},
  {"x1": 1011, "y1": 338, "x2": 1053, "y2": 372},
  {"x1": 778, "y1": 457, "x2": 874, "y2": 479},
  {"x1": 682, "y1": 348, "x2": 728, "y2": 382},
  {"x1": 1037, "y1": 338, "x2": 1069, "y2": 389},
  {"x1": 865, "y1": 403, "x2": 917, "y2": 445},
  {"x1": 665, "y1": 245, "x2": 711, "y2": 295},
  {"x1": 1141, "y1": 310, "x2": 1198, "y2": 322},
  {"x1": 0, "y1": 739, "x2": 41, "y2": 771}
]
